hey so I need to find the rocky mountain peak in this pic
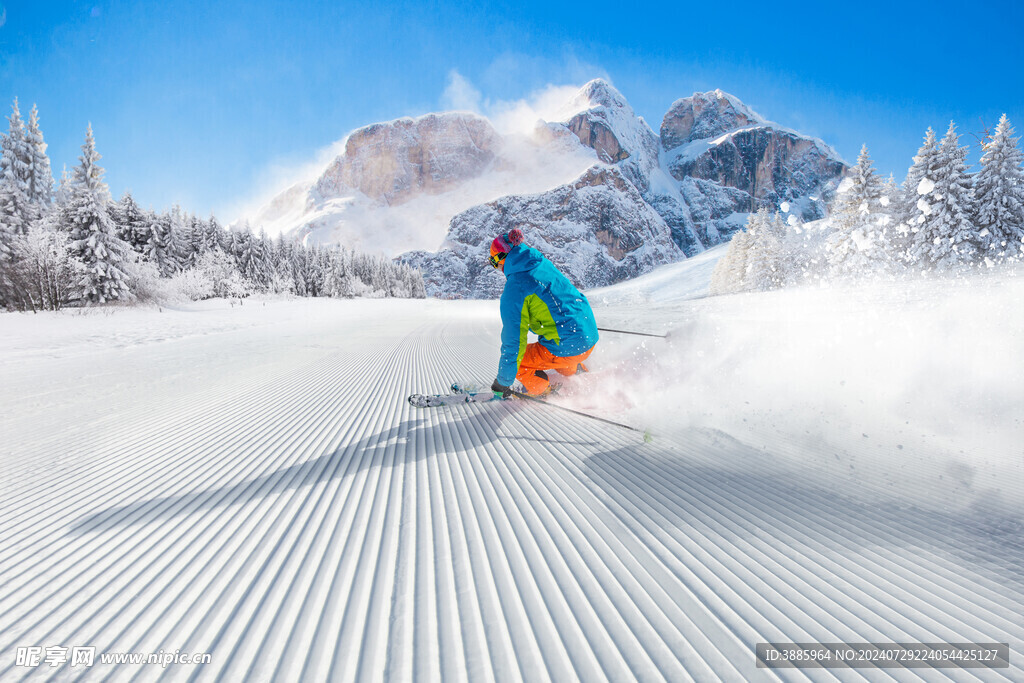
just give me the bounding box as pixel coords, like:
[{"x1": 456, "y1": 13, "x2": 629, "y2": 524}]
[
  {"x1": 312, "y1": 112, "x2": 502, "y2": 207},
  {"x1": 570, "y1": 79, "x2": 631, "y2": 112},
  {"x1": 660, "y1": 90, "x2": 764, "y2": 151},
  {"x1": 562, "y1": 79, "x2": 658, "y2": 171}
]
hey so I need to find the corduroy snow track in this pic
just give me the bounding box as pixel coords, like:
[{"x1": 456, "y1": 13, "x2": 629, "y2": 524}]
[{"x1": 0, "y1": 290, "x2": 1021, "y2": 683}]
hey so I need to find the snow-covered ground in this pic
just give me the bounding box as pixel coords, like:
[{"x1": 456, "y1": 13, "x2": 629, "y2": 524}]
[{"x1": 1, "y1": 257, "x2": 1022, "y2": 681}]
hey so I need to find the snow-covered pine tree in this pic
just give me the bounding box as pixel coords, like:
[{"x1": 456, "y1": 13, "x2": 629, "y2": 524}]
[
  {"x1": 881, "y1": 173, "x2": 900, "y2": 219},
  {"x1": 266, "y1": 234, "x2": 294, "y2": 294},
  {"x1": 308, "y1": 244, "x2": 329, "y2": 297},
  {"x1": 271, "y1": 235, "x2": 292, "y2": 291},
  {"x1": 237, "y1": 225, "x2": 254, "y2": 267},
  {"x1": 3, "y1": 101, "x2": 57, "y2": 303},
  {"x1": 182, "y1": 214, "x2": 207, "y2": 267},
  {"x1": 65, "y1": 124, "x2": 132, "y2": 304},
  {"x1": 896, "y1": 128, "x2": 941, "y2": 268},
  {"x1": 405, "y1": 263, "x2": 427, "y2": 298},
  {"x1": 217, "y1": 218, "x2": 235, "y2": 252},
  {"x1": 166, "y1": 205, "x2": 189, "y2": 272},
  {"x1": 255, "y1": 229, "x2": 273, "y2": 288},
  {"x1": 877, "y1": 173, "x2": 900, "y2": 269},
  {"x1": 338, "y1": 247, "x2": 359, "y2": 297},
  {"x1": 743, "y1": 207, "x2": 786, "y2": 290},
  {"x1": 290, "y1": 239, "x2": 313, "y2": 296},
  {"x1": 25, "y1": 104, "x2": 54, "y2": 213},
  {"x1": 226, "y1": 229, "x2": 242, "y2": 260},
  {"x1": 145, "y1": 211, "x2": 173, "y2": 275},
  {"x1": 906, "y1": 122, "x2": 980, "y2": 270},
  {"x1": 709, "y1": 215, "x2": 755, "y2": 295},
  {"x1": 109, "y1": 192, "x2": 126, "y2": 238},
  {"x1": 974, "y1": 114, "x2": 1024, "y2": 260},
  {"x1": 145, "y1": 208, "x2": 188, "y2": 277},
  {"x1": 389, "y1": 261, "x2": 425, "y2": 298},
  {"x1": 235, "y1": 226, "x2": 270, "y2": 290},
  {"x1": 826, "y1": 145, "x2": 891, "y2": 277},
  {"x1": 777, "y1": 211, "x2": 805, "y2": 284},
  {"x1": 199, "y1": 215, "x2": 223, "y2": 255},
  {"x1": 55, "y1": 165, "x2": 72, "y2": 207},
  {"x1": 355, "y1": 252, "x2": 376, "y2": 290},
  {"x1": 0, "y1": 99, "x2": 31, "y2": 238},
  {"x1": 113, "y1": 191, "x2": 149, "y2": 252},
  {"x1": 321, "y1": 246, "x2": 345, "y2": 297}
]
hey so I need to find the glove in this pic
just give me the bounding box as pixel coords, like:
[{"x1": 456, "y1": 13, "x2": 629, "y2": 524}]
[{"x1": 491, "y1": 379, "x2": 513, "y2": 399}]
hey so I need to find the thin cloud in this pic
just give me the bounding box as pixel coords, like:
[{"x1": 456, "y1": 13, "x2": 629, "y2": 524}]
[
  {"x1": 217, "y1": 137, "x2": 348, "y2": 231},
  {"x1": 441, "y1": 70, "x2": 483, "y2": 113},
  {"x1": 485, "y1": 83, "x2": 590, "y2": 135},
  {"x1": 442, "y1": 69, "x2": 597, "y2": 135}
]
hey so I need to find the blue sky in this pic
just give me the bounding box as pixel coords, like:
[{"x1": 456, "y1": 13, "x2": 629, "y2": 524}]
[{"x1": 2, "y1": 0, "x2": 1022, "y2": 223}]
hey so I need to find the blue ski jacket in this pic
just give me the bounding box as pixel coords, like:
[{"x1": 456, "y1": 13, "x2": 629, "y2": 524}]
[{"x1": 496, "y1": 245, "x2": 599, "y2": 386}]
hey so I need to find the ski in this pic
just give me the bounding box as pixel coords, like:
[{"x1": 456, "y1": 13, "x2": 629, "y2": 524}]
[
  {"x1": 407, "y1": 391, "x2": 496, "y2": 408},
  {"x1": 408, "y1": 383, "x2": 650, "y2": 441},
  {"x1": 408, "y1": 382, "x2": 514, "y2": 408}
]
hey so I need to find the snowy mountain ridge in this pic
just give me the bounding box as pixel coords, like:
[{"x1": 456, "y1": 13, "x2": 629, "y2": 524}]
[{"x1": 240, "y1": 80, "x2": 848, "y2": 297}]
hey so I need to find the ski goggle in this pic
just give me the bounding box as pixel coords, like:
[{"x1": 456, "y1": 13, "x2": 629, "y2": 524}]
[{"x1": 489, "y1": 252, "x2": 507, "y2": 269}]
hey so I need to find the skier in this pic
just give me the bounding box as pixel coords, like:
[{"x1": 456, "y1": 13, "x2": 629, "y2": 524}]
[{"x1": 489, "y1": 229, "x2": 599, "y2": 398}]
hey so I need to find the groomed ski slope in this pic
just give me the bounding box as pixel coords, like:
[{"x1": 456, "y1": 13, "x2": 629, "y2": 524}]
[{"x1": 1, "y1": 249, "x2": 1022, "y2": 682}]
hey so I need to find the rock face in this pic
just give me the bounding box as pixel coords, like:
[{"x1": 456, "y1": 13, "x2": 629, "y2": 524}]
[
  {"x1": 562, "y1": 79, "x2": 662, "y2": 194},
  {"x1": 563, "y1": 80, "x2": 639, "y2": 164},
  {"x1": 668, "y1": 126, "x2": 847, "y2": 209},
  {"x1": 399, "y1": 166, "x2": 679, "y2": 298},
  {"x1": 566, "y1": 115, "x2": 629, "y2": 164},
  {"x1": 244, "y1": 79, "x2": 848, "y2": 298},
  {"x1": 312, "y1": 113, "x2": 502, "y2": 206},
  {"x1": 660, "y1": 90, "x2": 762, "y2": 150},
  {"x1": 657, "y1": 90, "x2": 845, "y2": 245}
]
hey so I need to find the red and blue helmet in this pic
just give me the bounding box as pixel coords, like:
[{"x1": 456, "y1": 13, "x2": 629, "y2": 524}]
[{"x1": 489, "y1": 229, "x2": 524, "y2": 268}]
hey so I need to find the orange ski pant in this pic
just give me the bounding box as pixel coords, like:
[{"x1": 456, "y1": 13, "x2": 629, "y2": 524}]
[{"x1": 516, "y1": 343, "x2": 594, "y2": 395}]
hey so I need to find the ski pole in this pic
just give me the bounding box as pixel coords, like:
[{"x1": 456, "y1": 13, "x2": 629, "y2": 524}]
[
  {"x1": 511, "y1": 391, "x2": 652, "y2": 442},
  {"x1": 597, "y1": 327, "x2": 668, "y2": 339}
]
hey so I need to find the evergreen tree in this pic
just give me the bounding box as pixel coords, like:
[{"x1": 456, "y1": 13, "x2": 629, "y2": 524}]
[
  {"x1": 405, "y1": 263, "x2": 427, "y2": 298},
  {"x1": 253, "y1": 229, "x2": 273, "y2": 288},
  {"x1": 0, "y1": 99, "x2": 57, "y2": 309},
  {"x1": 25, "y1": 104, "x2": 54, "y2": 212},
  {"x1": 55, "y1": 165, "x2": 72, "y2": 206},
  {"x1": 0, "y1": 99, "x2": 31, "y2": 236},
  {"x1": 113, "y1": 191, "x2": 151, "y2": 252},
  {"x1": 204, "y1": 215, "x2": 224, "y2": 254},
  {"x1": 182, "y1": 214, "x2": 207, "y2": 266},
  {"x1": 322, "y1": 246, "x2": 349, "y2": 297},
  {"x1": 234, "y1": 226, "x2": 270, "y2": 289},
  {"x1": 166, "y1": 204, "x2": 189, "y2": 272},
  {"x1": 289, "y1": 238, "x2": 313, "y2": 296},
  {"x1": 827, "y1": 145, "x2": 891, "y2": 276},
  {"x1": 744, "y1": 208, "x2": 786, "y2": 290},
  {"x1": 906, "y1": 122, "x2": 979, "y2": 269},
  {"x1": 709, "y1": 230, "x2": 750, "y2": 295},
  {"x1": 974, "y1": 114, "x2": 1024, "y2": 259},
  {"x1": 64, "y1": 124, "x2": 132, "y2": 303},
  {"x1": 146, "y1": 211, "x2": 177, "y2": 276},
  {"x1": 881, "y1": 174, "x2": 900, "y2": 217},
  {"x1": 896, "y1": 128, "x2": 941, "y2": 266},
  {"x1": 709, "y1": 211, "x2": 773, "y2": 295}
]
